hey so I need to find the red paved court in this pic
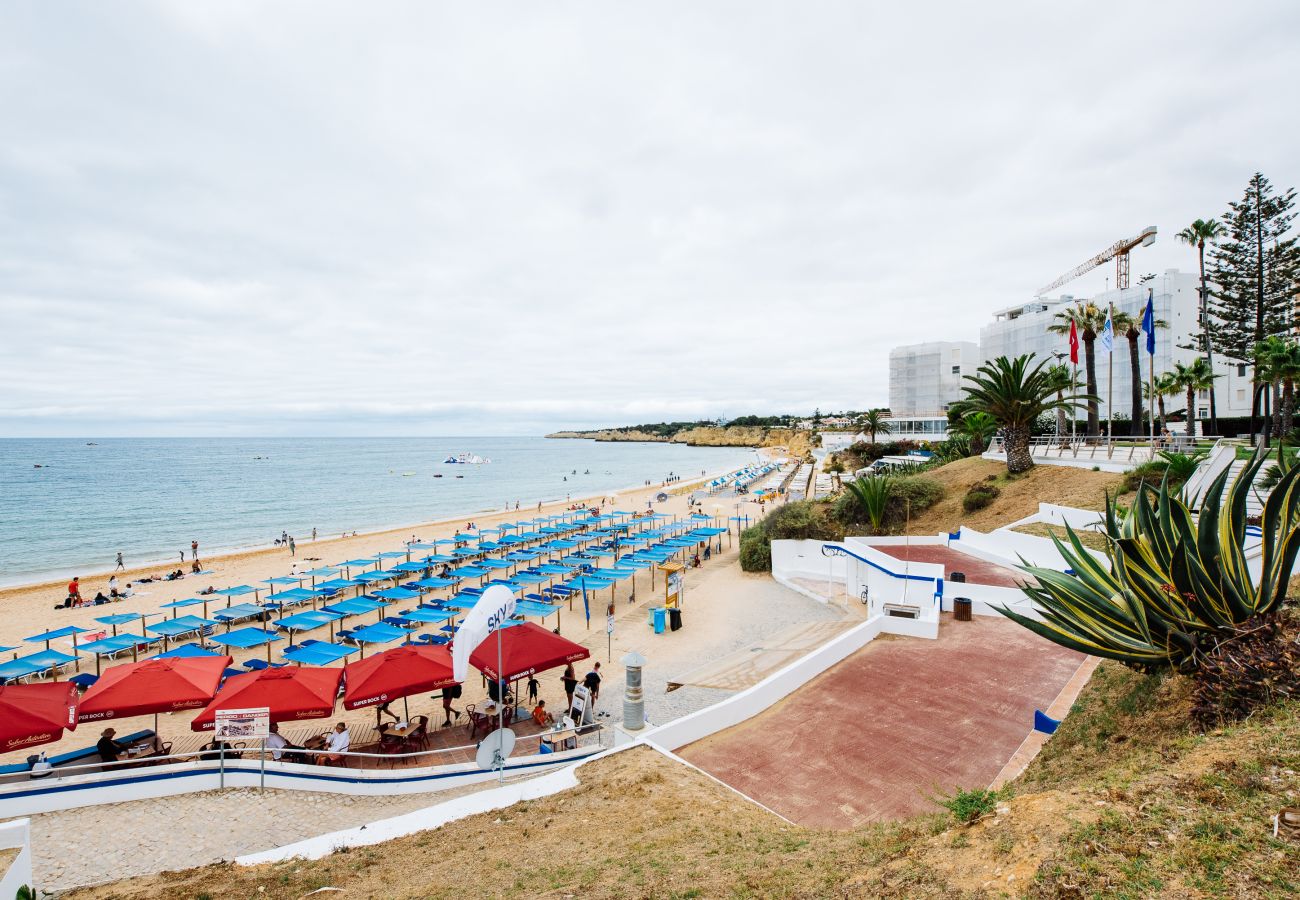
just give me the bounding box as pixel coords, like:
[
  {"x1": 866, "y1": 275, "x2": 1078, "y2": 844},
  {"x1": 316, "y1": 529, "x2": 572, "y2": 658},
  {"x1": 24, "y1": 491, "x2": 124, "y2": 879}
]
[
  {"x1": 873, "y1": 544, "x2": 1026, "y2": 588},
  {"x1": 679, "y1": 615, "x2": 1084, "y2": 829}
]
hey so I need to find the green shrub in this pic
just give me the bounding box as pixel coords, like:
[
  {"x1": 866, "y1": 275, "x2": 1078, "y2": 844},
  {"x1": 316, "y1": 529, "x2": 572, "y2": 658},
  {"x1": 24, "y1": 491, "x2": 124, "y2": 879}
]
[
  {"x1": 962, "y1": 488, "x2": 996, "y2": 512},
  {"x1": 883, "y1": 476, "x2": 945, "y2": 524},
  {"x1": 936, "y1": 787, "x2": 1003, "y2": 824},
  {"x1": 739, "y1": 526, "x2": 772, "y2": 572},
  {"x1": 738, "y1": 501, "x2": 843, "y2": 572}
]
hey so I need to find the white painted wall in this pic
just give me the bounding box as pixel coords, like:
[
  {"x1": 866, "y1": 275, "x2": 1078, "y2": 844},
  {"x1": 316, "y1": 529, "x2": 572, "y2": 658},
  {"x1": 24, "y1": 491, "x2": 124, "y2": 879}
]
[
  {"x1": 0, "y1": 819, "x2": 33, "y2": 899},
  {"x1": 0, "y1": 747, "x2": 599, "y2": 819}
]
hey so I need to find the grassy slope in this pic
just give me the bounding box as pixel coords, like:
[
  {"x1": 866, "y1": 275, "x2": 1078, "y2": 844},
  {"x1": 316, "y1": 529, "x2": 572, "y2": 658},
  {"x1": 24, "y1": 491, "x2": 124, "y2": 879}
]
[
  {"x1": 899, "y1": 457, "x2": 1126, "y2": 535},
  {"x1": 71, "y1": 665, "x2": 1300, "y2": 900}
]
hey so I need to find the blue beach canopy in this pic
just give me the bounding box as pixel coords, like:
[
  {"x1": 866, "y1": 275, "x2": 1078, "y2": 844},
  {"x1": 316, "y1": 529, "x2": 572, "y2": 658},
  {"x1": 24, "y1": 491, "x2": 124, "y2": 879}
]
[
  {"x1": 94, "y1": 613, "x2": 144, "y2": 627},
  {"x1": 314, "y1": 578, "x2": 361, "y2": 592},
  {"x1": 302, "y1": 566, "x2": 340, "y2": 577},
  {"x1": 24, "y1": 626, "x2": 90, "y2": 643},
  {"x1": 79, "y1": 634, "x2": 153, "y2": 656},
  {"x1": 212, "y1": 603, "x2": 266, "y2": 622},
  {"x1": 346, "y1": 622, "x2": 410, "y2": 645},
  {"x1": 373, "y1": 586, "x2": 421, "y2": 601},
  {"x1": 263, "y1": 576, "x2": 304, "y2": 586},
  {"x1": 276, "y1": 610, "x2": 344, "y2": 631},
  {"x1": 160, "y1": 598, "x2": 207, "y2": 611},
  {"x1": 210, "y1": 627, "x2": 284, "y2": 650},
  {"x1": 151, "y1": 643, "x2": 222, "y2": 660},
  {"x1": 215, "y1": 585, "x2": 259, "y2": 598},
  {"x1": 322, "y1": 596, "x2": 388, "y2": 617},
  {"x1": 147, "y1": 615, "x2": 218, "y2": 638},
  {"x1": 283, "y1": 642, "x2": 357, "y2": 666},
  {"x1": 410, "y1": 577, "x2": 458, "y2": 590},
  {"x1": 0, "y1": 649, "x2": 79, "y2": 681},
  {"x1": 396, "y1": 607, "x2": 456, "y2": 625}
]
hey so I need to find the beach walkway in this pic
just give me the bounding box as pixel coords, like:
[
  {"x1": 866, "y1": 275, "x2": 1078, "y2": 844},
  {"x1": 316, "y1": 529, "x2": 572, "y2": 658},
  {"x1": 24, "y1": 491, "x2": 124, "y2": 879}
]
[{"x1": 679, "y1": 614, "x2": 1086, "y2": 829}]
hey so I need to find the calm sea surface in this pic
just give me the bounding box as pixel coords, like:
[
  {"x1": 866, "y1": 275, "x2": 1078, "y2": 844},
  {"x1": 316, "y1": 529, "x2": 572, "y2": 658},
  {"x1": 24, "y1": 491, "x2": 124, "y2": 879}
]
[{"x1": 0, "y1": 437, "x2": 757, "y2": 587}]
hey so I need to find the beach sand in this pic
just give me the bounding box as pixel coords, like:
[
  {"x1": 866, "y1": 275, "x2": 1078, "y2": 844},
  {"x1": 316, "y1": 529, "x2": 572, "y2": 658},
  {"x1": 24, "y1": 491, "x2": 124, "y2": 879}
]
[{"x1": 0, "y1": 458, "x2": 780, "y2": 764}]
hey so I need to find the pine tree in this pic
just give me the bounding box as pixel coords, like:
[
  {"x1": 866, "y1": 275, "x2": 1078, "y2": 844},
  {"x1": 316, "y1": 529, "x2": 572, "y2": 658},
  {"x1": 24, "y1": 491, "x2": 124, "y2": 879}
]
[{"x1": 1208, "y1": 173, "x2": 1300, "y2": 438}]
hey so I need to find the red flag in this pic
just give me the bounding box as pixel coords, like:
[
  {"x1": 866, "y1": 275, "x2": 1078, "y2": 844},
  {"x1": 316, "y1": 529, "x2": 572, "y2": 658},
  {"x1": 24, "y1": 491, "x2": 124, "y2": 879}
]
[{"x1": 1068, "y1": 319, "x2": 1079, "y2": 365}]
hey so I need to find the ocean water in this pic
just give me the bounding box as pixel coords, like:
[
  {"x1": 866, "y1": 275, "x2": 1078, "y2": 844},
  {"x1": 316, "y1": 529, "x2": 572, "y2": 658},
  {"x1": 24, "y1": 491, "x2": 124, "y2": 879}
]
[{"x1": 0, "y1": 437, "x2": 758, "y2": 587}]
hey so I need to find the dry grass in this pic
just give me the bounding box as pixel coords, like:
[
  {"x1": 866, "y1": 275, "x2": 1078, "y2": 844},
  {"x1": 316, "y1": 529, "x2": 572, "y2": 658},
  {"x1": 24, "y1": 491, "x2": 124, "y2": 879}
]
[
  {"x1": 1011, "y1": 522, "x2": 1111, "y2": 553},
  {"x1": 68, "y1": 669, "x2": 1300, "y2": 900},
  {"x1": 900, "y1": 457, "x2": 1125, "y2": 535}
]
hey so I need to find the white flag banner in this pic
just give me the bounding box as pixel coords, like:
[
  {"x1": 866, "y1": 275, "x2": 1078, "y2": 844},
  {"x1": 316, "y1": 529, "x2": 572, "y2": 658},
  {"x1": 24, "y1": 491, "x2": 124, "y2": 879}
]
[
  {"x1": 1099, "y1": 309, "x2": 1115, "y2": 354},
  {"x1": 451, "y1": 583, "x2": 517, "y2": 683}
]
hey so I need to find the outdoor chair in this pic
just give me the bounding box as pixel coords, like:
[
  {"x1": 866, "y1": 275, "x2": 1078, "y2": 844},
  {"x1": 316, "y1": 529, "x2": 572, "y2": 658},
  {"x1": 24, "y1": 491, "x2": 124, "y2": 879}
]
[
  {"x1": 376, "y1": 724, "x2": 404, "y2": 765},
  {"x1": 410, "y1": 715, "x2": 430, "y2": 751},
  {"x1": 465, "y1": 704, "x2": 491, "y2": 741}
]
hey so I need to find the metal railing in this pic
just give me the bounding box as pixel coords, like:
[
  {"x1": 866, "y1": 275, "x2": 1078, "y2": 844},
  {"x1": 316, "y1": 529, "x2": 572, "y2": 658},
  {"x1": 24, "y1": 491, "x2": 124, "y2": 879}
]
[{"x1": 2, "y1": 723, "x2": 606, "y2": 787}]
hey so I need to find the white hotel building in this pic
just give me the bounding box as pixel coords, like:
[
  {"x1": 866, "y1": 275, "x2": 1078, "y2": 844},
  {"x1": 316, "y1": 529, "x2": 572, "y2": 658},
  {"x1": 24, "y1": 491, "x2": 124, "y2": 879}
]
[
  {"x1": 887, "y1": 341, "x2": 981, "y2": 441},
  {"x1": 886, "y1": 269, "x2": 1254, "y2": 441}
]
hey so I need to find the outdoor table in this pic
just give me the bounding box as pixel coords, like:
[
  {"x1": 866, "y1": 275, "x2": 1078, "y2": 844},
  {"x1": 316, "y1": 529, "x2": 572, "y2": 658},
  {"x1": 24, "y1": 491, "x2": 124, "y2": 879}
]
[
  {"x1": 388, "y1": 721, "x2": 417, "y2": 739},
  {"x1": 542, "y1": 725, "x2": 576, "y2": 750}
]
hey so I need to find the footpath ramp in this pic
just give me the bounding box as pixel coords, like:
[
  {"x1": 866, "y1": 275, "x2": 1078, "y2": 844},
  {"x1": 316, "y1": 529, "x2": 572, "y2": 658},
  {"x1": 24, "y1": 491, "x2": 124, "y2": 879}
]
[
  {"x1": 666, "y1": 620, "x2": 860, "y2": 692},
  {"x1": 679, "y1": 615, "x2": 1085, "y2": 829}
]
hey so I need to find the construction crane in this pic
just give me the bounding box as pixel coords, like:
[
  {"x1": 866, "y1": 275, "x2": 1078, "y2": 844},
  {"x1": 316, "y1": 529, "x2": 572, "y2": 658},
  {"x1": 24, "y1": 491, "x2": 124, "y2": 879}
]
[{"x1": 1036, "y1": 225, "x2": 1157, "y2": 297}]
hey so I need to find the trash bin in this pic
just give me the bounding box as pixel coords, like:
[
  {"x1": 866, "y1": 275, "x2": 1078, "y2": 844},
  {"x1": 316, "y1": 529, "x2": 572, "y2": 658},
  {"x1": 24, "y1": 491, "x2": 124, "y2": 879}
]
[
  {"x1": 651, "y1": 607, "x2": 666, "y2": 634},
  {"x1": 950, "y1": 572, "x2": 966, "y2": 583},
  {"x1": 953, "y1": 597, "x2": 973, "y2": 622},
  {"x1": 668, "y1": 608, "x2": 682, "y2": 631}
]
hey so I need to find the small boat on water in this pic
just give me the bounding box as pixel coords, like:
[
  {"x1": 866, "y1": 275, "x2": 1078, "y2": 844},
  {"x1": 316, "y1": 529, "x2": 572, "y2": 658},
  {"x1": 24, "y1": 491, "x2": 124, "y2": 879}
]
[{"x1": 443, "y1": 453, "x2": 491, "y2": 465}]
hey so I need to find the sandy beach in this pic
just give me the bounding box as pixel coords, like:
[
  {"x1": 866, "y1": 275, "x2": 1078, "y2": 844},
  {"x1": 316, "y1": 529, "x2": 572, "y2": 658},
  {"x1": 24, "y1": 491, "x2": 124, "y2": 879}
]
[{"x1": 0, "y1": 456, "x2": 782, "y2": 764}]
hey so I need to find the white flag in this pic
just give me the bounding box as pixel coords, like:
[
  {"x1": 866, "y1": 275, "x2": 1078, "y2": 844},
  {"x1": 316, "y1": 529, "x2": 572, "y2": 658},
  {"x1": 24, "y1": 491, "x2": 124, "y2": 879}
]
[
  {"x1": 450, "y1": 583, "x2": 517, "y2": 683},
  {"x1": 1098, "y1": 309, "x2": 1114, "y2": 354}
]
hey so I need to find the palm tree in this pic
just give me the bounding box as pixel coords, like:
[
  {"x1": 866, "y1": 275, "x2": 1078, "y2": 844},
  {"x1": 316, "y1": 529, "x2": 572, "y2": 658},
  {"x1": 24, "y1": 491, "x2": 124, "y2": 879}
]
[
  {"x1": 953, "y1": 411, "x2": 999, "y2": 455},
  {"x1": 1172, "y1": 358, "x2": 1217, "y2": 438},
  {"x1": 1145, "y1": 371, "x2": 1181, "y2": 433},
  {"x1": 957, "y1": 355, "x2": 1089, "y2": 474},
  {"x1": 1254, "y1": 336, "x2": 1291, "y2": 442},
  {"x1": 1177, "y1": 219, "x2": 1224, "y2": 431},
  {"x1": 1275, "y1": 341, "x2": 1300, "y2": 436},
  {"x1": 861, "y1": 409, "x2": 891, "y2": 444},
  {"x1": 1114, "y1": 309, "x2": 1168, "y2": 437},
  {"x1": 1046, "y1": 363, "x2": 1073, "y2": 442},
  {"x1": 1048, "y1": 302, "x2": 1105, "y2": 438}
]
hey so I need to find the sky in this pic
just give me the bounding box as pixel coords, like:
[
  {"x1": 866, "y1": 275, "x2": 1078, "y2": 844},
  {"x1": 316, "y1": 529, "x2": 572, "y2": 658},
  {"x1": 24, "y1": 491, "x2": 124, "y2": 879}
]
[{"x1": 1, "y1": 1, "x2": 1298, "y2": 437}]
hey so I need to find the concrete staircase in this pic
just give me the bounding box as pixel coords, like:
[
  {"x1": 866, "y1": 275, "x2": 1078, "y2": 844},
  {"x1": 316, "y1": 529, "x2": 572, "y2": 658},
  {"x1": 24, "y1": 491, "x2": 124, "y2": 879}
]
[{"x1": 1222, "y1": 457, "x2": 1270, "y2": 518}]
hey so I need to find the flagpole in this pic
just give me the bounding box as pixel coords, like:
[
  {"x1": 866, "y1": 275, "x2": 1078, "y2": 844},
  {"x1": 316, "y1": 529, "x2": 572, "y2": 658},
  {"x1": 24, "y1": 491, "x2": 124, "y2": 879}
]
[{"x1": 1107, "y1": 302, "x2": 1114, "y2": 450}]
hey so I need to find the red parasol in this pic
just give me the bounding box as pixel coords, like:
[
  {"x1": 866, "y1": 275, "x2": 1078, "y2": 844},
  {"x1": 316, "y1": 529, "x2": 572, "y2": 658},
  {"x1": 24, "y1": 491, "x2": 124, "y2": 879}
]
[
  {"x1": 0, "y1": 682, "x2": 80, "y2": 753},
  {"x1": 78, "y1": 655, "x2": 231, "y2": 722},
  {"x1": 469, "y1": 622, "x2": 590, "y2": 682},
  {"x1": 342, "y1": 644, "x2": 457, "y2": 711},
  {"x1": 190, "y1": 666, "x2": 343, "y2": 731}
]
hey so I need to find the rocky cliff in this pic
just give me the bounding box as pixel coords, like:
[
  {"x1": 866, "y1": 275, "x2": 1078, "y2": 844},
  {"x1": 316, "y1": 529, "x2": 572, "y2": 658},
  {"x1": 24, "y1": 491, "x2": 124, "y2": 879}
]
[{"x1": 546, "y1": 426, "x2": 816, "y2": 457}]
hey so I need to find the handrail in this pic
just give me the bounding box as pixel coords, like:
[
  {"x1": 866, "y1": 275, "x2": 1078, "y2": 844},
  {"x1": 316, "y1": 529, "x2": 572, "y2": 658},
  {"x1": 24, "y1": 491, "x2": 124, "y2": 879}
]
[{"x1": 821, "y1": 543, "x2": 941, "y2": 592}]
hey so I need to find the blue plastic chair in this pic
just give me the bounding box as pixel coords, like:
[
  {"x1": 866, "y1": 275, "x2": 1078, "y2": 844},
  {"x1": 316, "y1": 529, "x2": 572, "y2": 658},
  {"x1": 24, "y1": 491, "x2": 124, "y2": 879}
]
[{"x1": 1033, "y1": 709, "x2": 1061, "y2": 734}]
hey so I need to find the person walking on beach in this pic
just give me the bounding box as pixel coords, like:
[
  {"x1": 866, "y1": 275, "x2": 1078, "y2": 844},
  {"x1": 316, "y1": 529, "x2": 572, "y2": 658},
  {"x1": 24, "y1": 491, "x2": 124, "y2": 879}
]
[
  {"x1": 583, "y1": 662, "x2": 603, "y2": 717},
  {"x1": 114, "y1": 552, "x2": 124, "y2": 571},
  {"x1": 191, "y1": 540, "x2": 199, "y2": 564},
  {"x1": 288, "y1": 536, "x2": 296, "y2": 557},
  {"x1": 178, "y1": 550, "x2": 185, "y2": 565},
  {"x1": 311, "y1": 527, "x2": 317, "y2": 542},
  {"x1": 561, "y1": 663, "x2": 578, "y2": 714}
]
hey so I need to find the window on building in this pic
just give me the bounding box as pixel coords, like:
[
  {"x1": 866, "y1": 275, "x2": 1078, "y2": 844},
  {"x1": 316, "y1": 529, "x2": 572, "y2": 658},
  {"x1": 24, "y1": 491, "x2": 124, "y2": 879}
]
[
  {"x1": 1198, "y1": 408, "x2": 1208, "y2": 419},
  {"x1": 951, "y1": 365, "x2": 960, "y2": 375},
  {"x1": 1237, "y1": 389, "x2": 1246, "y2": 401},
  {"x1": 1198, "y1": 390, "x2": 1208, "y2": 400},
  {"x1": 1238, "y1": 364, "x2": 1247, "y2": 377}
]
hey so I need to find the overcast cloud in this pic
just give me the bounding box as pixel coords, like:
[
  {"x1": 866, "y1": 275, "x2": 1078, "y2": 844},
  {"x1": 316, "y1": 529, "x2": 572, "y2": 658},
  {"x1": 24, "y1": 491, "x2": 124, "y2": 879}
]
[{"x1": 1, "y1": 1, "x2": 1297, "y2": 436}]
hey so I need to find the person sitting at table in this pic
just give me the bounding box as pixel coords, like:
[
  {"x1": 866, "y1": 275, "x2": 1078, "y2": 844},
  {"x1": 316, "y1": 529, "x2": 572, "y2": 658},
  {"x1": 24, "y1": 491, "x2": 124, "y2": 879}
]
[
  {"x1": 97, "y1": 728, "x2": 128, "y2": 764},
  {"x1": 532, "y1": 699, "x2": 554, "y2": 728},
  {"x1": 321, "y1": 722, "x2": 350, "y2": 765},
  {"x1": 266, "y1": 722, "x2": 295, "y2": 762}
]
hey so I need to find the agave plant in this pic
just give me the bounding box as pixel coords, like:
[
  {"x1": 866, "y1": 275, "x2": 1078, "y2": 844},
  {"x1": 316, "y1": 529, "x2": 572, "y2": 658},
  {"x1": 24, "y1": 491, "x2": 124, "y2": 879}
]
[
  {"x1": 998, "y1": 448, "x2": 1300, "y2": 671},
  {"x1": 1155, "y1": 448, "x2": 1210, "y2": 483},
  {"x1": 845, "y1": 475, "x2": 893, "y2": 535}
]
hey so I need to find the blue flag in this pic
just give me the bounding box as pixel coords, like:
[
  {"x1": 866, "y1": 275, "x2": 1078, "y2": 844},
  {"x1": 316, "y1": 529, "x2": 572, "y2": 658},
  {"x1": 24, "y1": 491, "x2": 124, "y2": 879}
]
[{"x1": 1141, "y1": 288, "x2": 1155, "y2": 355}]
